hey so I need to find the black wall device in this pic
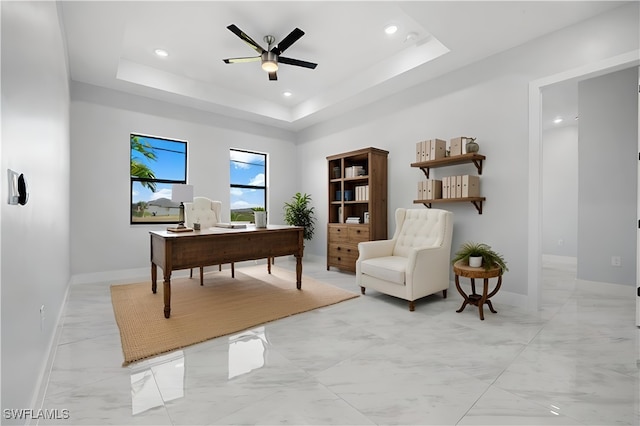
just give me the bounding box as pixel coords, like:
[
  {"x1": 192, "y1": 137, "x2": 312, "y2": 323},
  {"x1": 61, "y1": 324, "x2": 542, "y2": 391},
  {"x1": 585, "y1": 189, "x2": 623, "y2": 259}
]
[
  {"x1": 7, "y1": 169, "x2": 28, "y2": 206},
  {"x1": 17, "y1": 174, "x2": 28, "y2": 205}
]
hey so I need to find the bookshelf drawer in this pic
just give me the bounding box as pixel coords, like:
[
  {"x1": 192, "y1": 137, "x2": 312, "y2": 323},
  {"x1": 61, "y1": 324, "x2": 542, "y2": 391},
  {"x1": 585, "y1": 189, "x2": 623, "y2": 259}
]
[
  {"x1": 328, "y1": 225, "x2": 349, "y2": 243},
  {"x1": 348, "y1": 226, "x2": 369, "y2": 242}
]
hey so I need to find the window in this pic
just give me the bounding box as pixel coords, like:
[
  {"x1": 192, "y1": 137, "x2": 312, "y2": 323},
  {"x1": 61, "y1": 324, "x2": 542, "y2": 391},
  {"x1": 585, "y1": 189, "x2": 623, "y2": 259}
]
[
  {"x1": 230, "y1": 149, "x2": 267, "y2": 222},
  {"x1": 130, "y1": 134, "x2": 187, "y2": 224}
]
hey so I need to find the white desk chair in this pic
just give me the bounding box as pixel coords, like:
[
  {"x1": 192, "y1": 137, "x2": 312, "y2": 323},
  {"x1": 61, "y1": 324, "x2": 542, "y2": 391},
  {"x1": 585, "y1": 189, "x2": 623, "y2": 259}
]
[{"x1": 184, "y1": 197, "x2": 235, "y2": 283}]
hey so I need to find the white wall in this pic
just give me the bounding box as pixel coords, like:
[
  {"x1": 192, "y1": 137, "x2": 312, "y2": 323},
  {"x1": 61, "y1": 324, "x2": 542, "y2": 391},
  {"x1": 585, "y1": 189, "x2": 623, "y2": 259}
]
[
  {"x1": 69, "y1": 83, "x2": 298, "y2": 282},
  {"x1": 542, "y1": 125, "x2": 579, "y2": 257},
  {"x1": 578, "y1": 67, "x2": 638, "y2": 285},
  {"x1": 297, "y1": 2, "x2": 639, "y2": 302},
  {"x1": 1, "y1": 1, "x2": 70, "y2": 419}
]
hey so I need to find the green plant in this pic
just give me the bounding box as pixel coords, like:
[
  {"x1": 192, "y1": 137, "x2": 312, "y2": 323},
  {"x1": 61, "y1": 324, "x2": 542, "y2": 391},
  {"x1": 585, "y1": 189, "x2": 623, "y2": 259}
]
[
  {"x1": 452, "y1": 242, "x2": 509, "y2": 272},
  {"x1": 283, "y1": 192, "x2": 316, "y2": 241}
]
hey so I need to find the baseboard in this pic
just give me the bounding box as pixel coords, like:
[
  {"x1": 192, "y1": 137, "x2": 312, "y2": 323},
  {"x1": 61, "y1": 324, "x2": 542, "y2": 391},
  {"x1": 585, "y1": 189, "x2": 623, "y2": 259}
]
[
  {"x1": 542, "y1": 254, "x2": 577, "y2": 266},
  {"x1": 29, "y1": 283, "x2": 70, "y2": 425}
]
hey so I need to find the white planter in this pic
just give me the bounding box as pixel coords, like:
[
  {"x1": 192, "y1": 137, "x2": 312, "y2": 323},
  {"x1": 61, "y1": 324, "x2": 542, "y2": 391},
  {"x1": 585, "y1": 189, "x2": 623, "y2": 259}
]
[
  {"x1": 254, "y1": 211, "x2": 267, "y2": 228},
  {"x1": 469, "y1": 256, "x2": 482, "y2": 267}
]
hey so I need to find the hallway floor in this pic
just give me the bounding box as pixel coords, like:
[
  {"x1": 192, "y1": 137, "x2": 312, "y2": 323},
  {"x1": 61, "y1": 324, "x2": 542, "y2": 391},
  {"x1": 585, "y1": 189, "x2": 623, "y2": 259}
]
[{"x1": 38, "y1": 258, "x2": 639, "y2": 425}]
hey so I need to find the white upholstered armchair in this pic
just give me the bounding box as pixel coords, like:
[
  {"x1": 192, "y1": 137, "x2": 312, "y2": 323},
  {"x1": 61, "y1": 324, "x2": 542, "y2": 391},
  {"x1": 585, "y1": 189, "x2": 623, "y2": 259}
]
[
  {"x1": 356, "y1": 208, "x2": 453, "y2": 311},
  {"x1": 184, "y1": 197, "x2": 234, "y2": 283}
]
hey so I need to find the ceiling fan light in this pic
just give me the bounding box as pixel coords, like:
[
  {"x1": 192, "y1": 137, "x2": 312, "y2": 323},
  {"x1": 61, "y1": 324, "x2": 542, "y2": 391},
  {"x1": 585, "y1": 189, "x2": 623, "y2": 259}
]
[
  {"x1": 261, "y1": 60, "x2": 278, "y2": 73},
  {"x1": 384, "y1": 24, "x2": 398, "y2": 35}
]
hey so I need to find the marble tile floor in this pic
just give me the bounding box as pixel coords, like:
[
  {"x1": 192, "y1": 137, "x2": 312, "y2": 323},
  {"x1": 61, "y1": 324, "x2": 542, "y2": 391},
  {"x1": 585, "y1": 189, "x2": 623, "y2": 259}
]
[{"x1": 37, "y1": 257, "x2": 639, "y2": 425}]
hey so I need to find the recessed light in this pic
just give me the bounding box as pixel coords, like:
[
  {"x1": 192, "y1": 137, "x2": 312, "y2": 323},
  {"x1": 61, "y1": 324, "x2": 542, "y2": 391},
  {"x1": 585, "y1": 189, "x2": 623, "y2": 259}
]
[
  {"x1": 553, "y1": 117, "x2": 563, "y2": 124},
  {"x1": 283, "y1": 91, "x2": 292, "y2": 97},
  {"x1": 154, "y1": 49, "x2": 169, "y2": 57},
  {"x1": 384, "y1": 24, "x2": 398, "y2": 35}
]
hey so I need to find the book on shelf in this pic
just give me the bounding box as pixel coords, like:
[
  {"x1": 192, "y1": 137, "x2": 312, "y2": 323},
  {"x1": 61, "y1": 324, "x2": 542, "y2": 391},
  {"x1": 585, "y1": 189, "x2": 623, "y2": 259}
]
[
  {"x1": 355, "y1": 184, "x2": 369, "y2": 201},
  {"x1": 344, "y1": 165, "x2": 366, "y2": 178},
  {"x1": 345, "y1": 216, "x2": 361, "y2": 224},
  {"x1": 215, "y1": 222, "x2": 247, "y2": 229}
]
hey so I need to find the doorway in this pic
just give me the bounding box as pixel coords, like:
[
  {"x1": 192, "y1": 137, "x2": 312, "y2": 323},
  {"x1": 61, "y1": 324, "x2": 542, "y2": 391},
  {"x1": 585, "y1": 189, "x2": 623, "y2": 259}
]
[{"x1": 528, "y1": 51, "x2": 640, "y2": 317}]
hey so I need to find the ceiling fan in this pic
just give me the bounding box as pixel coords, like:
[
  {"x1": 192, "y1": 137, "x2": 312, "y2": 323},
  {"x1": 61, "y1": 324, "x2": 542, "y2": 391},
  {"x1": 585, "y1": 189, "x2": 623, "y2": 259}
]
[{"x1": 223, "y1": 24, "x2": 317, "y2": 81}]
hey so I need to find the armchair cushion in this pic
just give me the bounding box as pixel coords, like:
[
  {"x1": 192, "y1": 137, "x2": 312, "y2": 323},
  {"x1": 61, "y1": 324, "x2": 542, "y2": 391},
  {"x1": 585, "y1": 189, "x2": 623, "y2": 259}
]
[{"x1": 360, "y1": 256, "x2": 406, "y2": 285}]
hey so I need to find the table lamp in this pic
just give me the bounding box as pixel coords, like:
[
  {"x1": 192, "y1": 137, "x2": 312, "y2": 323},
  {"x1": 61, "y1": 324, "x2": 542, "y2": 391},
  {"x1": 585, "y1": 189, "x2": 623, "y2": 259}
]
[{"x1": 171, "y1": 184, "x2": 193, "y2": 228}]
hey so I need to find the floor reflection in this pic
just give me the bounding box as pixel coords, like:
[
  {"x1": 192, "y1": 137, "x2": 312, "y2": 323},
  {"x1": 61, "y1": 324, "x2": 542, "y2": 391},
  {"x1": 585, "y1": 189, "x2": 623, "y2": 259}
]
[
  {"x1": 130, "y1": 351, "x2": 185, "y2": 415},
  {"x1": 228, "y1": 327, "x2": 268, "y2": 379}
]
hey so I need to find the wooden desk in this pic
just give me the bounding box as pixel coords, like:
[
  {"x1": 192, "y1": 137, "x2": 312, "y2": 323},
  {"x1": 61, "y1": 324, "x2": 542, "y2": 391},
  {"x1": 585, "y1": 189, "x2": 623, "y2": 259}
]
[
  {"x1": 453, "y1": 260, "x2": 503, "y2": 320},
  {"x1": 150, "y1": 225, "x2": 304, "y2": 318}
]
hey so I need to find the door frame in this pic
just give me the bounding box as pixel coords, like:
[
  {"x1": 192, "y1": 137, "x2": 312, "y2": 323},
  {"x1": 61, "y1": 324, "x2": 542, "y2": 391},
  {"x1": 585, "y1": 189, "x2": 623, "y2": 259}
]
[{"x1": 527, "y1": 50, "x2": 640, "y2": 312}]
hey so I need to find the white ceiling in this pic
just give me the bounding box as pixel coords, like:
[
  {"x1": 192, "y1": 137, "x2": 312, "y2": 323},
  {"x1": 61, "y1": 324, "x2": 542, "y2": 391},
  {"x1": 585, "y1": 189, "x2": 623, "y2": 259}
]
[{"x1": 60, "y1": 1, "x2": 626, "y2": 132}]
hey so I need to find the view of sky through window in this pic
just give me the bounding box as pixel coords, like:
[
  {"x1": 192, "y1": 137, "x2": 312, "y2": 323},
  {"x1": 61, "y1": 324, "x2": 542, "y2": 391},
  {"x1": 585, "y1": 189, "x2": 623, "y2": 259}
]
[
  {"x1": 230, "y1": 150, "x2": 266, "y2": 215},
  {"x1": 130, "y1": 134, "x2": 187, "y2": 223}
]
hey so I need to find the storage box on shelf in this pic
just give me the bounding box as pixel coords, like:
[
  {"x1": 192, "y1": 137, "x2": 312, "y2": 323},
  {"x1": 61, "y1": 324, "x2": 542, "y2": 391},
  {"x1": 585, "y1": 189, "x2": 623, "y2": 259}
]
[
  {"x1": 327, "y1": 147, "x2": 388, "y2": 272},
  {"x1": 411, "y1": 138, "x2": 486, "y2": 214}
]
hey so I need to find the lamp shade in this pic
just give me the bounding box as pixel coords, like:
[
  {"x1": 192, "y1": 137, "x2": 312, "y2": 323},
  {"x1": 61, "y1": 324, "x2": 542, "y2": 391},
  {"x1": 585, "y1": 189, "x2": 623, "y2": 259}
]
[{"x1": 171, "y1": 184, "x2": 193, "y2": 203}]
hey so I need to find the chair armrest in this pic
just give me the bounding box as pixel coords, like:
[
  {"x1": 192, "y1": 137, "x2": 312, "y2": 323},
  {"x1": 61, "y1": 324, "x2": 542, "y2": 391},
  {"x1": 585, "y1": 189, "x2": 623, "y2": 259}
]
[
  {"x1": 406, "y1": 244, "x2": 451, "y2": 283},
  {"x1": 357, "y1": 239, "x2": 395, "y2": 261}
]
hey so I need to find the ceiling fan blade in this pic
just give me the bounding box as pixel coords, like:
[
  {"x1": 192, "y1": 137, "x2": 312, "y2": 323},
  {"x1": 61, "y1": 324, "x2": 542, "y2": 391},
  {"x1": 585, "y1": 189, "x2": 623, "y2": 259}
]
[
  {"x1": 227, "y1": 24, "x2": 266, "y2": 54},
  {"x1": 268, "y1": 71, "x2": 278, "y2": 81},
  {"x1": 279, "y1": 56, "x2": 318, "y2": 69},
  {"x1": 223, "y1": 56, "x2": 261, "y2": 64},
  {"x1": 272, "y1": 28, "x2": 304, "y2": 55}
]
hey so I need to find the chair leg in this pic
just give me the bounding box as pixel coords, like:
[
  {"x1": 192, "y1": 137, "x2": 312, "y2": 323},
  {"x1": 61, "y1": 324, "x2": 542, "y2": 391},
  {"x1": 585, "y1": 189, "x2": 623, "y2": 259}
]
[
  {"x1": 231, "y1": 262, "x2": 235, "y2": 278},
  {"x1": 443, "y1": 289, "x2": 447, "y2": 298},
  {"x1": 409, "y1": 300, "x2": 415, "y2": 312},
  {"x1": 360, "y1": 286, "x2": 366, "y2": 295},
  {"x1": 200, "y1": 267, "x2": 204, "y2": 286}
]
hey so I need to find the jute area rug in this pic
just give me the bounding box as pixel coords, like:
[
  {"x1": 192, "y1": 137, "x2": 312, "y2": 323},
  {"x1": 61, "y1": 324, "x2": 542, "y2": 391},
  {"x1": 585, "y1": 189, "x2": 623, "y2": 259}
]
[{"x1": 111, "y1": 265, "x2": 358, "y2": 366}]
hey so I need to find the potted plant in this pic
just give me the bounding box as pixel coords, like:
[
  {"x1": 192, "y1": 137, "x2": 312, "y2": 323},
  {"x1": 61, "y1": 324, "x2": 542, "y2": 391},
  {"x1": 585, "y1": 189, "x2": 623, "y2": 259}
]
[
  {"x1": 283, "y1": 192, "x2": 316, "y2": 241},
  {"x1": 452, "y1": 242, "x2": 508, "y2": 272},
  {"x1": 252, "y1": 206, "x2": 267, "y2": 228}
]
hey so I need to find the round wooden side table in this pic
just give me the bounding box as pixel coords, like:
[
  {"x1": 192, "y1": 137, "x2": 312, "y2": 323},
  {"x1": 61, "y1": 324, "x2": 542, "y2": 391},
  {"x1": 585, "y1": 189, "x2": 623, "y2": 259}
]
[{"x1": 453, "y1": 260, "x2": 503, "y2": 320}]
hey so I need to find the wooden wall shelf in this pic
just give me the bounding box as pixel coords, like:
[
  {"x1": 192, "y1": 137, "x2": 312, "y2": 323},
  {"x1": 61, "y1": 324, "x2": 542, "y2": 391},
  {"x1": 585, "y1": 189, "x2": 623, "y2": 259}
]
[
  {"x1": 411, "y1": 152, "x2": 486, "y2": 214},
  {"x1": 414, "y1": 197, "x2": 486, "y2": 214},
  {"x1": 411, "y1": 153, "x2": 485, "y2": 179}
]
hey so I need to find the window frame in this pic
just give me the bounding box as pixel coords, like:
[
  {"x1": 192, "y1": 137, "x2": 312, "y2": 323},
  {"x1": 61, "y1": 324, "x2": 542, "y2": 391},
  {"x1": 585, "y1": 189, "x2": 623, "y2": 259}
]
[
  {"x1": 230, "y1": 148, "x2": 267, "y2": 222},
  {"x1": 130, "y1": 133, "x2": 188, "y2": 225}
]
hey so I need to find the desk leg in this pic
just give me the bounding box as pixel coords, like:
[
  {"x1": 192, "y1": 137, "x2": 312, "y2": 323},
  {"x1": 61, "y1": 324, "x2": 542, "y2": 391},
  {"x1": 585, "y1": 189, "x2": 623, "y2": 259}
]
[
  {"x1": 455, "y1": 275, "x2": 470, "y2": 313},
  {"x1": 151, "y1": 263, "x2": 157, "y2": 294},
  {"x1": 163, "y1": 272, "x2": 172, "y2": 319},
  {"x1": 268, "y1": 256, "x2": 272, "y2": 274},
  {"x1": 295, "y1": 255, "x2": 302, "y2": 289}
]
